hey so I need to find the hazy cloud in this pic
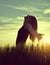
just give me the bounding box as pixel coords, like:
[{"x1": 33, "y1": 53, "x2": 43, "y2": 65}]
[
  {"x1": 37, "y1": 16, "x2": 50, "y2": 22},
  {"x1": 43, "y1": 8, "x2": 50, "y2": 14},
  {"x1": 0, "y1": 16, "x2": 24, "y2": 30},
  {"x1": 0, "y1": 16, "x2": 23, "y2": 23},
  {"x1": 0, "y1": 4, "x2": 41, "y2": 13}
]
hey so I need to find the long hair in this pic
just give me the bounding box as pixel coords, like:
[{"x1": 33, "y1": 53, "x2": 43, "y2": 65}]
[
  {"x1": 24, "y1": 15, "x2": 37, "y2": 31},
  {"x1": 23, "y1": 15, "x2": 38, "y2": 41},
  {"x1": 16, "y1": 15, "x2": 38, "y2": 45},
  {"x1": 16, "y1": 25, "x2": 29, "y2": 45}
]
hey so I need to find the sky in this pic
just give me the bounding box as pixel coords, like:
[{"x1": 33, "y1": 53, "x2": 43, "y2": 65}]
[{"x1": 0, "y1": 0, "x2": 50, "y2": 47}]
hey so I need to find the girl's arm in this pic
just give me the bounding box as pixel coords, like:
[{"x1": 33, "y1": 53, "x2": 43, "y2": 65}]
[{"x1": 24, "y1": 23, "x2": 37, "y2": 36}]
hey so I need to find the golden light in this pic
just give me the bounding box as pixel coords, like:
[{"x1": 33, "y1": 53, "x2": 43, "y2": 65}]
[
  {"x1": 37, "y1": 36, "x2": 50, "y2": 52},
  {"x1": 43, "y1": 36, "x2": 50, "y2": 45},
  {"x1": 44, "y1": 38, "x2": 50, "y2": 43},
  {"x1": 25, "y1": 35, "x2": 50, "y2": 49}
]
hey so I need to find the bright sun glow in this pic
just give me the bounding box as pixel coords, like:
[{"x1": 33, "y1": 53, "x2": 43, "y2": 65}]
[
  {"x1": 45, "y1": 38, "x2": 50, "y2": 43},
  {"x1": 26, "y1": 35, "x2": 50, "y2": 48},
  {"x1": 43, "y1": 36, "x2": 50, "y2": 44},
  {"x1": 39, "y1": 36, "x2": 50, "y2": 48}
]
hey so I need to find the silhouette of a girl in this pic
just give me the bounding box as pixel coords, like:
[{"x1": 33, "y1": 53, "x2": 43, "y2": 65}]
[{"x1": 16, "y1": 15, "x2": 43, "y2": 46}]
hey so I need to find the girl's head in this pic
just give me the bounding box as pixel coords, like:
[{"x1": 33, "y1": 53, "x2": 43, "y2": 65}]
[{"x1": 24, "y1": 15, "x2": 37, "y2": 31}]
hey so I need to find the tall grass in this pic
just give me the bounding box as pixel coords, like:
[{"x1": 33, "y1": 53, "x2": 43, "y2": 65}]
[{"x1": 0, "y1": 43, "x2": 50, "y2": 65}]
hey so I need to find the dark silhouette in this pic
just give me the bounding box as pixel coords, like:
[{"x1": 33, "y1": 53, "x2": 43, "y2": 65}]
[
  {"x1": 24, "y1": 15, "x2": 37, "y2": 31},
  {"x1": 16, "y1": 25, "x2": 29, "y2": 44},
  {"x1": 0, "y1": 46, "x2": 50, "y2": 65},
  {"x1": 16, "y1": 15, "x2": 43, "y2": 46},
  {"x1": 24, "y1": 15, "x2": 38, "y2": 41}
]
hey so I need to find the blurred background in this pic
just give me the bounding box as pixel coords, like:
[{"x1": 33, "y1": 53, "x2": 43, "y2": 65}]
[{"x1": 0, "y1": 0, "x2": 50, "y2": 47}]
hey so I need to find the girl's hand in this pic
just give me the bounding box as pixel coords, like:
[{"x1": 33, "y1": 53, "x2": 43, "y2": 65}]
[
  {"x1": 30, "y1": 34, "x2": 36, "y2": 42},
  {"x1": 36, "y1": 33, "x2": 44, "y2": 41}
]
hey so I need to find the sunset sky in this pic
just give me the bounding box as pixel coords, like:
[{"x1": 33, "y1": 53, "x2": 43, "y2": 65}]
[{"x1": 0, "y1": 0, "x2": 50, "y2": 47}]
